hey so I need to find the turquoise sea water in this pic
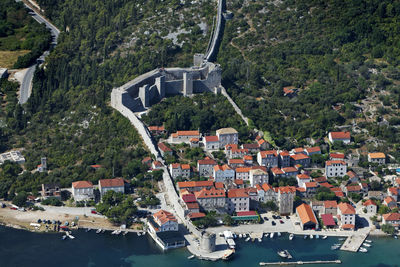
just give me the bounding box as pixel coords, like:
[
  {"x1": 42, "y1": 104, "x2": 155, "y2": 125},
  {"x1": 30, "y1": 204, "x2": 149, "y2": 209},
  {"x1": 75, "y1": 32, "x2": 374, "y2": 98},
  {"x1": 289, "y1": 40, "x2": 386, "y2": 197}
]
[{"x1": 0, "y1": 226, "x2": 399, "y2": 267}]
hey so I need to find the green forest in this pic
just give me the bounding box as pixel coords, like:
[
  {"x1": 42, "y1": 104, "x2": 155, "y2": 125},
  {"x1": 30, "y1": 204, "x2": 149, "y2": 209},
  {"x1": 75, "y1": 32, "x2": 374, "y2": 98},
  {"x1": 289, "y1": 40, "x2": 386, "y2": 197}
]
[
  {"x1": 0, "y1": 0, "x2": 51, "y2": 68},
  {"x1": 218, "y1": 0, "x2": 400, "y2": 155},
  {"x1": 0, "y1": 0, "x2": 215, "y2": 199}
]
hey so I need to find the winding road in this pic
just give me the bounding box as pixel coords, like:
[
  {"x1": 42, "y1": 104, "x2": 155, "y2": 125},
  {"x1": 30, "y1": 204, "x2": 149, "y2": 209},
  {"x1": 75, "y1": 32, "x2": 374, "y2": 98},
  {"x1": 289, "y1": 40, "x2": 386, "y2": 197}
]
[{"x1": 17, "y1": 0, "x2": 60, "y2": 104}]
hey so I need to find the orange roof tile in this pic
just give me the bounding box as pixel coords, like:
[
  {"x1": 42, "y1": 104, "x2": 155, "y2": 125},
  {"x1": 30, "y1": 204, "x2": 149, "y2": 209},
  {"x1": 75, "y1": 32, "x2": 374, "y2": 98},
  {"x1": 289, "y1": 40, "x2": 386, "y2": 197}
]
[
  {"x1": 326, "y1": 160, "x2": 346, "y2": 166},
  {"x1": 305, "y1": 182, "x2": 318, "y2": 188},
  {"x1": 177, "y1": 180, "x2": 214, "y2": 188},
  {"x1": 198, "y1": 158, "x2": 217, "y2": 165},
  {"x1": 383, "y1": 213, "x2": 400, "y2": 221},
  {"x1": 305, "y1": 146, "x2": 321, "y2": 153},
  {"x1": 153, "y1": 210, "x2": 177, "y2": 225},
  {"x1": 363, "y1": 199, "x2": 377, "y2": 206},
  {"x1": 176, "y1": 130, "x2": 200, "y2": 136},
  {"x1": 236, "y1": 167, "x2": 251, "y2": 173},
  {"x1": 228, "y1": 188, "x2": 249, "y2": 198},
  {"x1": 234, "y1": 179, "x2": 244, "y2": 185},
  {"x1": 291, "y1": 154, "x2": 310, "y2": 160},
  {"x1": 330, "y1": 153, "x2": 345, "y2": 159},
  {"x1": 329, "y1": 132, "x2": 350, "y2": 140},
  {"x1": 195, "y1": 187, "x2": 226, "y2": 199},
  {"x1": 205, "y1": 136, "x2": 219, "y2": 142},
  {"x1": 262, "y1": 183, "x2": 274, "y2": 191},
  {"x1": 279, "y1": 150, "x2": 290, "y2": 156},
  {"x1": 279, "y1": 186, "x2": 296, "y2": 194},
  {"x1": 368, "y1": 152, "x2": 386, "y2": 159},
  {"x1": 181, "y1": 164, "x2": 190, "y2": 170},
  {"x1": 282, "y1": 167, "x2": 298, "y2": 173},
  {"x1": 296, "y1": 203, "x2": 318, "y2": 225},
  {"x1": 338, "y1": 202, "x2": 355, "y2": 215},
  {"x1": 324, "y1": 200, "x2": 337, "y2": 208},
  {"x1": 229, "y1": 159, "x2": 245, "y2": 164},
  {"x1": 271, "y1": 167, "x2": 284, "y2": 175},
  {"x1": 72, "y1": 181, "x2": 93, "y2": 189},
  {"x1": 99, "y1": 178, "x2": 124, "y2": 188},
  {"x1": 297, "y1": 174, "x2": 310, "y2": 179},
  {"x1": 259, "y1": 150, "x2": 278, "y2": 158}
]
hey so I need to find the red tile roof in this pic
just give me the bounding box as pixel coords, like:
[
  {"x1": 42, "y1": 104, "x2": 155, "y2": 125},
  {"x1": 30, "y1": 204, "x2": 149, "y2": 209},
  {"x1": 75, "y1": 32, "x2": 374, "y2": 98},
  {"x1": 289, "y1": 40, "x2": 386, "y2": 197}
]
[
  {"x1": 236, "y1": 167, "x2": 251, "y2": 173},
  {"x1": 314, "y1": 177, "x2": 328, "y2": 183},
  {"x1": 324, "y1": 200, "x2": 337, "y2": 209},
  {"x1": 72, "y1": 181, "x2": 93, "y2": 189},
  {"x1": 181, "y1": 164, "x2": 190, "y2": 170},
  {"x1": 229, "y1": 159, "x2": 245, "y2": 164},
  {"x1": 177, "y1": 180, "x2": 214, "y2": 188},
  {"x1": 330, "y1": 153, "x2": 345, "y2": 159},
  {"x1": 198, "y1": 158, "x2": 217, "y2": 165},
  {"x1": 236, "y1": 211, "x2": 257, "y2": 216},
  {"x1": 279, "y1": 186, "x2": 296, "y2": 194},
  {"x1": 259, "y1": 150, "x2": 278, "y2": 158},
  {"x1": 363, "y1": 199, "x2": 377, "y2": 206},
  {"x1": 319, "y1": 182, "x2": 333, "y2": 188},
  {"x1": 305, "y1": 146, "x2": 321, "y2": 153},
  {"x1": 262, "y1": 183, "x2": 274, "y2": 192},
  {"x1": 346, "y1": 171, "x2": 358, "y2": 178},
  {"x1": 321, "y1": 214, "x2": 336, "y2": 226},
  {"x1": 188, "y1": 212, "x2": 206, "y2": 219},
  {"x1": 148, "y1": 125, "x2": 165, "y2": 131},
  {"x1": 205, "y1": 136, "x2": 219, "y2": 142},
  {"x1": 99, "y1": 178, "x2": 124, "y2": 188},
  {"x1": 293, "y1": 147, "x2": 304, "y2": 153},
  {"x1": 242, "y1": 143, "x2": 259, "y2": 149},
  {"x1": 383, "y1": 213, "x2": 400, "y2": 221},
  {"x1": 243, "y1": 155, "x2": 253, "y2": 160},
  {"x1": 182, "y1": 194, "x2": 197, "y2": 203},
  {"x1": 158, "y1": 142, "x2": 172, "y2": 152},
  {"x1": 175, "y1": 130, "x2": 200, "y2": 136},
  {"x1": 142, "y1": 157, "x2": 152, "y2": 163},
  {"x1": 282, "y1": 167, "x2": 298, "y2": 173},
  {"x1": 342, "y1": 224, "x2": 355, "y2": 229},
  {"x1": 346, "y1": 185, "x2": 361, "y2": 192},
  {"x1": 326, "y1": 160, "x2": 346, "y2": 166},
  {"x1": 186, "y1": 202, "x2": 199, "y2": 209},
  {"x1": 228, "y1": 188, "x2": 249, "y2": 198},
  {"x1": 195, "y1": 187, "x2": 226, "y2": 199},
  {"x1": 279, "y1": 150, "x2": 290, "y2": 156},
  {"x1": 338, "y1": 202, "x2": 355, "y2": 215},
  {"x1": 297, "y1": 174, "x2": 311, "y2": 179},
  {"x1": 291, "y1": 153, "x2": 310, "y2": 160},
  {"x1": 234, "y1": 179, "x2": 244, "y2": 185},
  {"x1": 296, "y1": 203, "x2": 318, "y2": 224},
  {"x1": 329, "y1": 132, "x2": 350, "y2": 140},
  {"x1": 153, "y1": 210, "x2": 177, "y2": 225},
  {"x1": 388, "y1": 187, "x2": 398, "y2": 195},
  {"x1": 305, "y1": 182, "x2": 318, "y2": 188},
  {"x1": 384, "y1": 196, "x2": 396, "y2": 205},
  {"x1": 271, "y1": 167, "x2": 284, "y2": 175},
  {"x1": 215, "y1": 182, "x2": 224, "y2": 189}
]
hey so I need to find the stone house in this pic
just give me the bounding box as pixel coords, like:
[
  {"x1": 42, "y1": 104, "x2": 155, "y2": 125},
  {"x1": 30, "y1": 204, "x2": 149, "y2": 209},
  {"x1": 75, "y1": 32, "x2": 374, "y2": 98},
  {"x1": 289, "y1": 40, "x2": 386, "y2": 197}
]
[
  {"x1": 337, "y1": 202, "x2": 356, "y2": 230},
  {"x1": 277, "y1": 186, "x2": 296, "y2": 215},
  {"x1": 216, "y1": 128, "x2": 238, "y2": 148},
  {"x1": 368, "y1": 153, "x2": 386, "y2": 164},
  {"x1": 41, "y1": 183, "x2": 61, "y2": 199},
  {"x1": 363, "y1": 199, "x2": 377, "y2": 214},
  {"x1": 382, "y1": 213, "x2": 400, "y2": 229},
  {"x1": 235, "y1": 167, "x2": 251, "y2": 181},
  {"x1": 204, "y1": 136, "x2": 220, "y2": 151},
  {"x1": 213, "y1": 164, "x2": 235, "y2": 183},
  {"x1": 72, "y1": 181, "x2": 94, "y2": 201},
  {"x1": 227, "y1": 188, "x2": 250, "y2": 213},
  {"x1": 197, "y1": 158, "x2": 217, "y2": 177},
  {"x1": 324, "y1": 200, "x2": 338, "y2": 215},
  {"x1": 290, "y1": 153, "x2": 311, "y2": 167},
  {"x1": 158, "y1": 142, "x2": 173, "y2": 157},
  {"x1": 296, "y1": 173, "x2": 311, "y2": 188},
  {"x1": 98, "y1": 178, "x2": 125, "y2": 197},
  {"x1": 170, "y1": 130, "x2": 200, "y2": 144},
  {"x1": 257, "y1": 150, "x2": 278, "y2": 167},
  {"x1": 278, "y1": 150, "x2": 291, "y2": 168},
  {"x1": 325, "y1": 160, "x2": 347, "y2": 177},
  {"x1": 328, "y1": 131, "x2": 351, "y2": 144},
  {"x1": 177, "y1": 180, "x2": 214, "y2": 192},
  {"x1": 148, "y1": 210, "x2": 178, "y2": 234},
  {"x1": 249, "y1": 168, "x2": 268, "y2": 187},
  {"x1": 194, "y1": 187, "x2": 226, "y2": 213}
]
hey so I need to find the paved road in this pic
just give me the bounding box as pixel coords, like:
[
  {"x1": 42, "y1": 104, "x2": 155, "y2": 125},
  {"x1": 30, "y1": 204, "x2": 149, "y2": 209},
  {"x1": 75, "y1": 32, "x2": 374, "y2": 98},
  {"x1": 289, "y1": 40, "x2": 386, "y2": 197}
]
[{"x1": 17, "y1": 0, "x2": 60, "y2": 104}]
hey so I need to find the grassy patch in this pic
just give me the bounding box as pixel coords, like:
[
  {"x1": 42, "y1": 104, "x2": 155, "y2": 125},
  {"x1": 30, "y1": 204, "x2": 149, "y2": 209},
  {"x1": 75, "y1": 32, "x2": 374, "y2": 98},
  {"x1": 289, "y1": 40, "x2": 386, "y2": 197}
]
[{"x1": 0, "y1": 50, "x2": 30, "y2": 68}]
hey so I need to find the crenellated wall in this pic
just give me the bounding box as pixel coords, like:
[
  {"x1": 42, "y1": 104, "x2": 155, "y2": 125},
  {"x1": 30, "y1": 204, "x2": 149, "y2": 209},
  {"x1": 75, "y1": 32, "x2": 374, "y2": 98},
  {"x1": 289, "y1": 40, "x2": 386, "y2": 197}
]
[{"x1": 111, "y1": 62, "x2": 222, "y2": 112}]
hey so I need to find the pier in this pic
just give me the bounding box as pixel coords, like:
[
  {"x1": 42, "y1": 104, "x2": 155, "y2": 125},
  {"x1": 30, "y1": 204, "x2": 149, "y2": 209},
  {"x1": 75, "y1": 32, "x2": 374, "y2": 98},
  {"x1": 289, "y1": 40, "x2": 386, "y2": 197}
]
[
  {"x1": 259, "y1": 260, "x2": 341, "y2": 266},
  {"x1": 340, "y1": 234, "x2": 368, "y2": 252}
]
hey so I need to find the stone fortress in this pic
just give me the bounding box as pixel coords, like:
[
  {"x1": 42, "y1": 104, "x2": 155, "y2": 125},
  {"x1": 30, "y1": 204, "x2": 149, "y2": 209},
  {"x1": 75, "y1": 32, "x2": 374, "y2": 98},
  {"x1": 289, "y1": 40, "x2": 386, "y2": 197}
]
[
  {"x1": 111, "y1": 0, "x2": 226, "y2": 113},
  {"x1": 111, "y1": 59, "x2": 222, "y2": 112}
]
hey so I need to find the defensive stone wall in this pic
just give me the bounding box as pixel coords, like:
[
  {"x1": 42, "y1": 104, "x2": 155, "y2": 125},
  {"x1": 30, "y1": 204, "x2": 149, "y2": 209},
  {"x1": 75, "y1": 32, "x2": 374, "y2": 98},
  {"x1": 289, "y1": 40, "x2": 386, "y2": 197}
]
[{"x1": 111, "y1": 62, "x2": 222, "y2": 112}]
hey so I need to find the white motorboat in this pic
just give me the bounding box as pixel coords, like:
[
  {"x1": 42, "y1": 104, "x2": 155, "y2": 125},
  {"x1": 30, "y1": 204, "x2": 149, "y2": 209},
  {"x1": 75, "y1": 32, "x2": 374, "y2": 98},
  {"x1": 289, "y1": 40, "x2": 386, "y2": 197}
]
[
  {"x1": 339, "y1": 238, "x2": 345, "y2": 241},
  {"x1": 363, "y1": 243, "x2": 371, "y2": 247},
  {"x1": 310, "y1": 234, "x2": 313, "y2": 239},
  {"x1": 258, "y1": 238, "x2": 262, "y2": 242},
  {"x1": 62, "y1": 235, "x2": 67, "y2": 240},
  {"x1": 101, "y1": 229, "x2": 105, "y2": 233},
  {"x1": 243, "y1": 233, "x2": 247, "y2": 238},
  {"x1": 322, "y1": 235, "x2": 328, "y2": 239},
  {"x1": 331, "y1": 244, "x2": 340, "y2": 250},
  {"x1": 304, "y1": 235, "x2": 307, "y2": 240},
  {"x1": 187, "y1": 255, "x2": 195, "y2": 259},
  {"x1": 122, "y1": 231, "x2": 128, "y2": 236},
  {"x1": 270, "y1": 232, "x2": 275, "y2": 238},
  {"x1": 239, "y1": 234, "x2": 243, "y2": 238},
  {"x1": 265, "y1": 233, "x2": 269, "y2": 238},
  {"x1": 277, "y1": 232, "x2": 281, "y2": 237},
  {"x1": 316, "y1": 234, "x2": 319, "y2": 239},
  {"x1": 394, "y1": 235, "x2": 398, "y2": 239},
  {"x1": 289, "y1": 234, "x2": 294, "y2": 240},
  {"x1": 245, "y1": 237, "x2": 251, "y2": 242},
  {"x1": 359, "y1": 247, "x2": 368, "y2": 253},
  {"x1": 365, "y1": 239, "x2": 372, "y2": 243},
  {"x1": 96, "y1": 229, "x2": 102, "y2": 234},
  {"x1": 111, "y1": 230, "x2": 118, "y2": 235},
  {"x1": 277, "y1": 250, "x2": 288, "y2": 258}
]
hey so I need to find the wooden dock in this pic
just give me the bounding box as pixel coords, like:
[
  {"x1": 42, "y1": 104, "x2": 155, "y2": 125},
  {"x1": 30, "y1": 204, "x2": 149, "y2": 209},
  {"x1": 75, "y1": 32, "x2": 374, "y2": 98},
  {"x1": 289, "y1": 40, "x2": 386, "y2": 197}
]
[{"x1": 260, "y1": 260, "x2": 341, "y2": 265}]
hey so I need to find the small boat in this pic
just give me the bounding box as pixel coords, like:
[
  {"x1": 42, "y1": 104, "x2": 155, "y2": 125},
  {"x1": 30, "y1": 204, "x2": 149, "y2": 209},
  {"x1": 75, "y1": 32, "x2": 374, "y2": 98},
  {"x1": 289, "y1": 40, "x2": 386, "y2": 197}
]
[
  {"x1": 243, "y1": 233, "x2": 247, "y2": 238},
  {"x1": 101, "y1": 229, "x2": 105, "y2": 233},
  {"x1": 122, "y1": 231, "x2": 128, "y2": 236},
  {"x1": 316, "y1": 234, "x2": 319, "y2": 239},
  {"x1": 359, "y1": 247, "x2": 368, "y2": 253},
  {"x1": 304, "y1": 235, "x2": 307, "y2": 240},
  {"x1": 322, "y1": 235, "x2": 328, "y2": 239},
  {"x1": 310, "y1": 234, "x2": 313, "y2": 239},
  {"x1": 365, "y1": 239, "x2": 372, "y2": 243},
  {"x1": 394, "y1": 235, "x2": 398, "y2": 239},
  {"x1": 96, "y1": 229, "x2": 102, "y2": 234},
  {"x1": 187, "y1": 255, "x2": 195, "y2": 259},
  {"x1": 66, "y1": 232, "x2": 75, "y2": 239},
  {"x1": 258, "y1": 238, "x2": 262, "y2": 242},
  {"x1": 284, "y1": 250, "x2": 293, "y2": 259},
  {"x1": 239, "y1": 234, "x2": 243, "y2": 238},
  {"x1": 289, "y1": 234, "x2": 294, "y2": 240},
  {"x1": 277, "y1": 250, "x2": 288, "y2": 258},
  {"x1": 270, "y1": 232, "x2": 275, "y2": 238},
  {"x1": 111, "y1": 230, "x2": 118, "y2": 235},
  {"x1": 277, "y1": 232, "x2": 281, "y2": 237},
  {"x1": 62, "y1": 235, "x2": 67, "y2": 240},
  {"x1": 85, "y1": 228, "x2": 91, "y2": 232},
  {"x1": 115, "y1": 230, "x2": 121, "y2": 235},
  {"x1": 331, "y1": 245, "x2": 340, "y2": 250},
  {"x1": 137, "y1": 232, "x2": 140, "y2": 236},
  {"x1": 363, "y1": 243, "x2": 371, "y2": 247},
  {"x1": 339, "y1": 238, "x2": 345, "y2": 241},
  {"x1": 265, "y1": 233, "x2": 269, "y2": 238},
  {"x1": 245, "y1": 237, "x2": 250, "y2": 242}
]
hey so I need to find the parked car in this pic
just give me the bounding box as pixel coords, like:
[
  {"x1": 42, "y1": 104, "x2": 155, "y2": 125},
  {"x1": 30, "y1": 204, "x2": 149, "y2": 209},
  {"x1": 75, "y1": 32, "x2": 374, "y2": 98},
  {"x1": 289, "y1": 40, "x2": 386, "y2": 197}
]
[
  {"x1": 280, "y1": 220, "x2": 284, "y2": 224},
  {"x1": 263, "y1": 216, "x2": 269, "y2": 221},
  {"x1": 271, "y1": 221, "x2": 276, "y2": 226},
  {"x1": 10, "y1": 207, "x2": 17, "y2": 210},
  {"x1": 91, "y1": 210, "x2": 97, "y2": 214}
]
